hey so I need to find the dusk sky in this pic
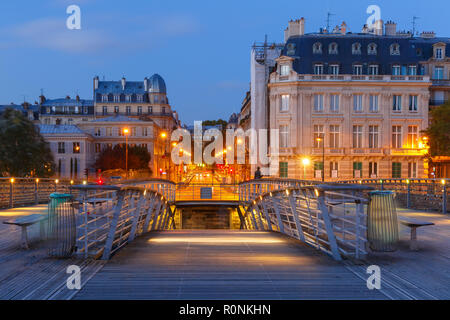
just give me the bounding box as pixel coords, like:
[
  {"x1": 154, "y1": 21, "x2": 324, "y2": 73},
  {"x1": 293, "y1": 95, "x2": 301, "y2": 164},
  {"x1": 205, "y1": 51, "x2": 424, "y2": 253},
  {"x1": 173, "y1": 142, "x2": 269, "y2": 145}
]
[{"x1": 1, "y1": 0, "x2": 449, "y2": 124}]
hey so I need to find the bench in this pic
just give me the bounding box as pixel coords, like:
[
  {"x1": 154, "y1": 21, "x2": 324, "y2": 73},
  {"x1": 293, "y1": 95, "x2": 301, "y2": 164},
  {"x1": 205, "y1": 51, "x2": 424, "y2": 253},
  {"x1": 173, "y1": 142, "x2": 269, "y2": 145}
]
[
  {"x1": 3, "y1": 214, "x2": 46, "y2": 249},
  {"x1": 399, "y1": 217, "x2": 434, "y2": 251}
]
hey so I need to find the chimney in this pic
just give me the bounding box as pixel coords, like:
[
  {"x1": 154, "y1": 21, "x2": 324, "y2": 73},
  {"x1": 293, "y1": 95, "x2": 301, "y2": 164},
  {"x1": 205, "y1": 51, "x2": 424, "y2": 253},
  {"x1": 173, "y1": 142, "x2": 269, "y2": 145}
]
[
  {"x1": 65, "y1": 95, "x2": 71, "y2": 100},
  {"x1": 93, "y1": 76, "x2": 99, "y2": 90},
  {"x1": 385, "y1": 21, "x2": 397, "y2": 36},
  {"x1": 284, "y1": 27, "x2": 289, "y2": 42},
  {"x1": 374, "y1": 19, "x2": 383, "y2": 35},
  {"x1": 420, "y1": 31, "x2": 436, "y2": 39},
  {"x1": 39, "y1": 94, "x2": 46, "y2": 104},
  {"x1": 332, "y1": 25, "x2": 339, "y2": 33},
  {"x1": 286, "y1": 18, "x2": 305, "y2": 41},
  {"x1": 121, "y1": 77, "x2": 126, "y2": 90},
  {"x1": 144, "y1": 77, "x2": 148, "y2": 91},
  {"x1": 340, "y1": 22, "x2": 347, "y2": 35},
  {"x1": 76, "y1": 95, "x2": 80, "y2": 102},
  {"x1": 362, "y1": 24, "x2": 369, "y2": 34}
]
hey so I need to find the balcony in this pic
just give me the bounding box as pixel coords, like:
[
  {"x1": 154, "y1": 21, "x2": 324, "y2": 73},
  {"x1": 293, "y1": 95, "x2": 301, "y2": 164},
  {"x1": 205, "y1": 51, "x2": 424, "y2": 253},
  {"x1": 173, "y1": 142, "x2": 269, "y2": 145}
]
[
  {"x1": 390, "y1": 148, "x2": 426, "y2": 156},
  {"x1": 271, "y1": 73, "x2": 430, "y2": 83},
  {"x1": 431, "y1": 79, "x2": 450, "y2": 87},
  {"x1": 95, "y1": 112, "x2": 173, "y2": 117},
  {"x1": 350, "y1": 148, "x2": 384, "y2": 155},
  {"x1": 429, "y1": 100, "x2": 446, "y2": 106}
]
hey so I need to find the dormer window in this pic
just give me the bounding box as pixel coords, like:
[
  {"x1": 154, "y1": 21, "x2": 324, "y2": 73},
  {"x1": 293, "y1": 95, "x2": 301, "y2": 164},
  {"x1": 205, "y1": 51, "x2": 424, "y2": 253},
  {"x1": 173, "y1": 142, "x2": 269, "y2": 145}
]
[
  {"x1": 280, "y1": 65, "x2": 290, "y2": 76},
  {"x1": 314, "y1": 64, "x2": 324, "y2": 75},
  {"x1": 329, "y1": 43, "x2": 338, "y2": 54},
  {"x1": 390, "y1": 43, "x2": 400, "y2": 55},
  {"x1": 102, "y1": 94, "x2": 108, "y2": 102},
  {"x1": 137, "y1": 95, "x2": 143, "y2": 102},
  {"x1": 352, "y1": 43, "x2": 361, "y2": 55},
  {"x1": 368, "y1": 43, "x2": 377, "y2": 55},
  {"x1": 113, "y1": 95, "x2": 120, "y2": 102},
  {"x1": 313, "y1": 42, "x2": 322, "y2": 54},
  {"x1": 125, "y1": 95, "x2": 131, "y2": 102},
  {"x1": 330, "y1": 64, "x2": 340, "y2": 75},
  {"x1": 353, "y1": 64, "x2": 363, "y2": 75},
  {"x1": 436, "y1": 48, "x2": 443, "y2": 60}
]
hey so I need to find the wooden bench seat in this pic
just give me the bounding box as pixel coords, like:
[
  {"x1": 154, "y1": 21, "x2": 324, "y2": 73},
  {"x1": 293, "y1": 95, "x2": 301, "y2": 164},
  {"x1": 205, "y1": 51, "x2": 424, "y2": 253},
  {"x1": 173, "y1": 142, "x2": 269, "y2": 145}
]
[
  {"x1": 3, "y1": 214, "x2": 46, "y2": 249},
  {"x1": 399, "y1": 217, "x2": 434, "y2": 251}
]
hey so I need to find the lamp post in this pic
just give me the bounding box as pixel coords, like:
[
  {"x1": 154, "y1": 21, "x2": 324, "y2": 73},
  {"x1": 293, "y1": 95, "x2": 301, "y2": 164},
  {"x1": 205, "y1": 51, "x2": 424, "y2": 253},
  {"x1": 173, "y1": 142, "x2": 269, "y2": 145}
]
[
  {"x1": 160, "y1": 132, "x2": 167, "y2": 179},
  {"x1": 316, "y1": 136, "x2": 325, "y2": 182},
  {"x1": 123, "y1": 128, "x2": 130, "y2": 179},
  {"x1": 302, "y1": 157, "x2": 310, "y2": 180}
]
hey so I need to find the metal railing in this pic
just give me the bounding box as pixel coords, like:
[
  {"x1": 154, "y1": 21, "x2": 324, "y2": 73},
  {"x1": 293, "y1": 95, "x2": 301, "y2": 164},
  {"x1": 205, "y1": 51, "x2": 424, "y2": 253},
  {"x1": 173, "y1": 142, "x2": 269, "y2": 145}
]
[
  {"x1": 0, "y1": 177, "x2": 76, "y2": 208},
  {"x1": 337, "y1": 178, "x2": 448, "y2": 213},
  {"x1": 176, "y1": 183, "x2": 239, "y2": 201},
  {"x1": 72, "y1": 184, "x2": 174, "y2": 259},
  {"x1": 241, "y1": 184, "x2": 371, "y2": 260},
  {"x1": 128, "y1": 179, "x2": 176, "y2": 203}
]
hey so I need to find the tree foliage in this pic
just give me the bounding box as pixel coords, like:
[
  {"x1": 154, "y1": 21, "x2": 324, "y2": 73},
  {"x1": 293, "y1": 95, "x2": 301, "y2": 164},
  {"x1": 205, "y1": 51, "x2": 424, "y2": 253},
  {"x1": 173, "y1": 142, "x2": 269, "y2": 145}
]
[
  {"x1": 202, "y1": 119, "x2": 228, "y2": 129},
  {"x1": 95, "y1": 144, "x2": 151, "y2": 172},
  {"x1": 424, "y1": 101, "x2": 450, "y2": 156},
  {"x1": 0, "y1": 109, "x2": 54, "y2": 177}
]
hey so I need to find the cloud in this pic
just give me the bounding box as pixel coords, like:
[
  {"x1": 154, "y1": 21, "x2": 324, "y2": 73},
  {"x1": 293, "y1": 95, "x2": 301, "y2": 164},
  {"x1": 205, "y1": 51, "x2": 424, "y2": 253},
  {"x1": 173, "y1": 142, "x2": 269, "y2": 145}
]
[{"x1": 2, "y1": 18, "x2": 113, "y2": 53}]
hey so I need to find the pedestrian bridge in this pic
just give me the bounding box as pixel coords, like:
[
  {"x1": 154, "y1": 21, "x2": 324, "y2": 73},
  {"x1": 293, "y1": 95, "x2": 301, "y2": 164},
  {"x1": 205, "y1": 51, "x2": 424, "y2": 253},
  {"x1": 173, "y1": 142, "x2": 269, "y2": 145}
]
[{"x1": 70, "y1": 178, "x2": 370, "y2": 261}]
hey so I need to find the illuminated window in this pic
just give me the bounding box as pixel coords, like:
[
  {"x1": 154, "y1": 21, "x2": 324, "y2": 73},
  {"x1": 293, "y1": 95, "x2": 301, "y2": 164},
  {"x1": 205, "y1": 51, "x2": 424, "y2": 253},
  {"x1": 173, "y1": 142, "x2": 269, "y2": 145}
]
[
  {"x1": 407, "y1": 126, "x2": 418, "y2": 148},
  {"x1": 280, "y1": 65, "x2": 290, "y2": 76},
  {"x1": 392, "y1": 126, "x2": 402, "y2": 148},
  {"x1": 280, "y1": 95, "x2": 290, "y2": 112}
]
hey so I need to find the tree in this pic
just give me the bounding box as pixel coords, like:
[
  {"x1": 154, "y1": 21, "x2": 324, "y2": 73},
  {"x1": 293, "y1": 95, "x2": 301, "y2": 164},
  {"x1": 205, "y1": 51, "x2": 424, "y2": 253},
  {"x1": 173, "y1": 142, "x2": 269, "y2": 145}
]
[
  {"x1": 95, "y1": 144, "x2": 151, "y2": 172},
  {"x1": 424, "y1": 101, "x2": 450, "y2": 157},
  {"x1": 202, "y1": 119, "x2": 228, "y2": 130},
  {"x1": 0, "y1": 109, "x2": 55, "y2": 177}
]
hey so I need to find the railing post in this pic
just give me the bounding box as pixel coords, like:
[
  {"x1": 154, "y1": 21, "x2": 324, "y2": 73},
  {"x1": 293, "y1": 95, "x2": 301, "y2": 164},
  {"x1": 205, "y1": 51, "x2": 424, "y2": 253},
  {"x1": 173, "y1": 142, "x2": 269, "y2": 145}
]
[
  {"x1": 407, "y1": 183, "x2": 411, "y2": 208},
  {"x1": 9, "y1": 180, "x2": 13, "y2": 208},
  {"x1": 236, "y1": 206, "x2": 248, "y2": 229},
  {"x1": 317, "y1": 190, "x2": 342, "y2": 261},
  {"x1": 143, "y1": 194, "x2": 156, "y2": 232},
  {"x1": 255, "y1": 204, "x2": 265, "y2": 230},
  {"x1": 128, "y1": 192, "x2": 145, "y2": 242},
  {"x1": 288, "y1": 193, "x2": 305, "y2": 242},
  {"x1": 248, "y1": 204, "x2": 259, "y2": 230},
  {"x1": 34, "y1": 180, "x2": 38, "y2": 205},
  {"x1": 272, "y1": 197, "x2": 284, "y2": 233},
  {"x1": 260, "y1": 200, "x2": 272, "y2": 231},
  {"x1": 102, "y1": 191, "x2": 125, "y2": 260},
  {"x1": 151, "y1": 200, "x2": 163, "y2": 230},
  {"x1": 443, "y1": 184, "x2": 447, "y2": 214}
]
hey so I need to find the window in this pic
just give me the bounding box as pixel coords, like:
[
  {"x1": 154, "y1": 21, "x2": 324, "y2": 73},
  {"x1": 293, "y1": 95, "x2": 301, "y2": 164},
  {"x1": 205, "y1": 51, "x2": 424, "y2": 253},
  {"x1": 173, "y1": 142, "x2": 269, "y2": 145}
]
[
  {"x1": 313, "y1": 42, "x2": 322, "y2": 54},
  {"x1": 330, "y1": 162, "x2": 339, "y2": 178},
  {"x1": 352, "y1": 43, "x2": 361, "y2": 55},
  {"x1": 118, "y1": 128, "x2": 124, "y2": 136},
  {"x1": 392, "y1": 65, "x2": 401, "y2": 75},
  {"x1": 313, "y1": 125, "x2": 324, "y2": 147},
  {"x1": 279, "y1": 125, "x2": 289, "y2": 148},
  {"x1": 390, "y1": 43, "x2": 400, "y2": 55},
  {"x1": 73, "y1": 142, "x2": 80, "y2": 154},
  {"x1": 369, "y1": 95, "x2": 379, "y2": 112},
  {"x1": 434, "y1": 67, "x2": 444, "y2": 80},
  {"x1": 125, "y1": 95, "x2": 131, "y2": 102},
  {"x1": 393, "y1": 95, "x2": 402, "y2": 111},
  {"x1": 314, "y1": 94, "x2": 324, "y2": 112},
  {"x1": 368, "y1": 65, "x2": 379, "y2": 75},
  {"x1": 137, "y1": 106, "x2": 142, "y2": 115},
  {"x1": 94, "y1": 127, "x2": 101, "y2": 136},
  {"x1": 436, "y1": 48, "x2": 443, "y2": 60},
  {"x1": 353, "y1": 95, "x2": 363, "y2": 112},
  {"x1": 353, "y1": 125, "x2": 363, "y2": 148},
  {"x1": 102, "y1": 95, "x2": 108, "y2": 102},
  {"x1": 280, "y1": 95, "x2": 290, "y2": 112},
  {"x1": 329, "y1": 64, "x2": 339, "y2": 75},
  {"x1": 353, "y1": 162, "x2": 362, "y2": 178},
  {"x1": 407, "y1": 126, "x2": 418, "y2": 148},
  {"x1": 368, "y1": 125, "x2": 379, "y2": 148},
  {"x1": 368, "y1": 43, "x2": 377, "y2": 55},
  {"x1": 353, "y1": 65, "x2": 363, "y2": 75},
  {"x1": 162, "y1": 106, "x2": 166, "y2": 114},
  {"x1": 409, "y1": 95, "x2": 418, "y2": 112},
  {"x1": 369, "y1": 162, "x2": 378, "y2": 178},
  {"x1": 329, "y1": 42, "x2": 338, "y2": 54},
  {"x1": 102, "y1": 106, "x2": 108, "y2": 115},
  {"x1": 114, "y1": 106, "x2": 119, "y2": 114},
  {"x1": 141, "y1": 143, "x2": 148, "y2": 150},
  {"x1": 137, "y1": 95, "x2": 143, "y2": 102},
  {"x1": 148, "y1": 106, "x2": 153, "y2": 114},
  {"x1": 95, "y1": 143, "x2": 101, "y2": 153},
  {"x1": 329, "y1": 125, "x2": 340, "y2": 148},
  {"x1": 408, "y1": 162, "x2": 417, "y2": 178},
  {"x1": 408, "y1": 65, "x2": 417, "y2": 75},
  {"x1": 126, "y1": 106, "x2": 131, "y2": 115},
  {"x1": 392, "y1": 162, "x2": 402, "y2": 178},
  {"x1": 314, "y1": 162, "x2": 324, "y2": 179},
  {"x1": 330, "y1": 95, "x2": 339, "y2": 112},
  {"x1": 106, "y1": 127, "x2": 112, "y2": 136},
  {"x1": 114, "y1": 95, "x2": 119, "y2": 102},
  {"x1": 58, "y1": 142, "x2": 65, "y2": 154},
  {"x1": 314, "y1": 64, "x2": 324, "y2": 75},
  {"x1": 279, "y1": 162, "x2": 288, "y2": 178},
  {"x1": 280, "y1": 65, "x2": 290, "y2": 76},
  {"x1": 142, "y1": 127, "x2": 148, "y2": 137},
  {"x1": 131, "y1": 127, "x2": 137, "y2": 137},
  {"x1": 392, "y1": 126, "x2": 402, "y2": 148},
  {"x1": 83, "y1": 107, "x2": 88, "y2": 114}
]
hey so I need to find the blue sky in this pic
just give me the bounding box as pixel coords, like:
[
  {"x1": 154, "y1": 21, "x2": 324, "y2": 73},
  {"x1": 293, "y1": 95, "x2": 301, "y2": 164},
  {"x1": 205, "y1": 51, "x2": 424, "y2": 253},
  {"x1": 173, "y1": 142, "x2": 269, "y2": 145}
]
[{"x1": 0, "y1": 0, "x2": 449, "y2": 124}]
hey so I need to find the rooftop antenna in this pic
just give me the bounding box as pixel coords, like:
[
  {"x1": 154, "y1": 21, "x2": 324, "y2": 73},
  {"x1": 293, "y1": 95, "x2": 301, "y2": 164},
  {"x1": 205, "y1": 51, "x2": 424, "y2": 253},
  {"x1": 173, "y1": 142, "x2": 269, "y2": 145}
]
[
  {"x1": 412, "y1": 16, "x2": 420, "y2": 36},
  {"x1": 326, "y1": 12, "x2": 335, "y2": 32}
]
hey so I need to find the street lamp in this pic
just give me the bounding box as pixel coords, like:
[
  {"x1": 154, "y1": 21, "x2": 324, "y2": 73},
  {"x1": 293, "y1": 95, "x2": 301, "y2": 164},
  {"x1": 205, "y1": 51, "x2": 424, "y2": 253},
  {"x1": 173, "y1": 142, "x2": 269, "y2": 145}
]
[
  {"x1": 316, "y1": 136, "x2": 325, "y2": 182},
  {"x1": 302, "y1": 157, "x2": 310, "y2": 179},
  {"x1": 123, "y1": 128, "x2": 130, "y2": 179}
]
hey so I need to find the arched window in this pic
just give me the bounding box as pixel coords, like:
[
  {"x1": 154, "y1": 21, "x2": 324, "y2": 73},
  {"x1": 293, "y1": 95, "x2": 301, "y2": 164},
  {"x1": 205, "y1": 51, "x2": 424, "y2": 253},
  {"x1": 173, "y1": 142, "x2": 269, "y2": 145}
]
[
  {"x1": 352, "y1": 43, "x2": 361, "y2": 55},
  {"x1": 329, "y1": 42, "x2": 338, "y2": 54},
  {"x1": 368, "y1": 43, "x2": 377, "y2": 55},
  {"x1": 313, "y1": 42, "x2": 322, "y2": 54},
  {"x1": 390, "y1": 43, "x2": 400, "y2": 55}
]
